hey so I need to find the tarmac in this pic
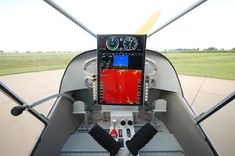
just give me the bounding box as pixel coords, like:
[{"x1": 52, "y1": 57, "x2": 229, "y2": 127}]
[{"x1": 0, "y1": 69, "x2": 235, "y2": 156}]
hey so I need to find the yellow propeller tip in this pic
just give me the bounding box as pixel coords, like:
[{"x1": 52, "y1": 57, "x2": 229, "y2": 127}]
[{"x1": 136, "y1": 10, "x2": 161, "y2": 34}]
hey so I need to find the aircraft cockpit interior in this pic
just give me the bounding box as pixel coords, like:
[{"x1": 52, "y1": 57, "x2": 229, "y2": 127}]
[
  {"x1": 1, "y1": 0, "x2": 227, "y2": 156},
  {"x1": 7, "y1": 32, "x2": 216, "y2": 155}
]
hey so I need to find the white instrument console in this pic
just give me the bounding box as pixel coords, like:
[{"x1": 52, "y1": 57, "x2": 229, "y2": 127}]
[{"x1": 109, "y1": 111, "x2": 135, "y2": 149}]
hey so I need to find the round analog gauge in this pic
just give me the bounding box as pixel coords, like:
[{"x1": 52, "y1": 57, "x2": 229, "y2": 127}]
[
  {"x1": 106, "y1": 37, "x2": 119, "y2": 51},
  {"x1": 123, "y1": 36, "x2": 138, "y2": 51}
]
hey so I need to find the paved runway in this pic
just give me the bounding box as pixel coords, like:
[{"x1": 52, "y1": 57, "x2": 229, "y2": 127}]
[{"x1": 0, "y1": 70, "x2": 235, "y2": 156}]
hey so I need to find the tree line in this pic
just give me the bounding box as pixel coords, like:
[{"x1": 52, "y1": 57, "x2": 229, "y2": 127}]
[{"x1": 163, "y1": 47, "x2": 235, "y2": 52}]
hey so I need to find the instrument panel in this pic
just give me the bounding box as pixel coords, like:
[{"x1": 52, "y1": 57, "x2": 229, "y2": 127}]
[
  {"x1": 99, "y1": 35, "x2": 144, "y2": 52},
  {"x1": 97, "y1": 34, "x2": 147, "y2": 106}
]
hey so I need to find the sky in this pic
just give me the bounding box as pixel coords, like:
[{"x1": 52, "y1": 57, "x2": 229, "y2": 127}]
[{"x1": 0, "y1": 0, "x2": 234, "y2": 52}]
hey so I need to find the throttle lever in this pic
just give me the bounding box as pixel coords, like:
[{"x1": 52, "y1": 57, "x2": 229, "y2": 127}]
[{"x1": 11, "y1": 106, "x2": 26, "y2": 116}]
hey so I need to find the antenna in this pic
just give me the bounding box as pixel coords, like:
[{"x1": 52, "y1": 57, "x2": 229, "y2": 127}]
[
  {"x1": 148, "y1": 0, "x2": 207, "y2": 38},
  {"x1": 43, "y1": 0, "x2": 97, "y2": 38}
]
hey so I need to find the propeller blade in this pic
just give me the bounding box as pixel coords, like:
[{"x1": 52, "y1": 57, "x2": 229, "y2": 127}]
[{"x1": 136, "y1": 10, "x2": 160, "y2": 34}]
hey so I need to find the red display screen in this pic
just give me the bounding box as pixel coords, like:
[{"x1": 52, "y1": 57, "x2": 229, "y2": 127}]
[{"x1": 100, "y1": 69, "x2": 142, "y2": 104}]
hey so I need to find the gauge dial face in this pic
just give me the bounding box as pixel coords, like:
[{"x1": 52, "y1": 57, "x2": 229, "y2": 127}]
[
  {"x1": 123, "y1": 37, "x2": 138, "y2": 51},
  {"x1": 106, "y1": 37, "x2": 119, "y2": 51}
]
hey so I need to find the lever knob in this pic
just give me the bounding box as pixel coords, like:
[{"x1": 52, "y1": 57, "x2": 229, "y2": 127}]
[
  {"x1": 110, "y1": 128, "x2": 118, "y2": 138},
  {"x1": 11, "y1": 106, "x2": 26, "y2": 116}
]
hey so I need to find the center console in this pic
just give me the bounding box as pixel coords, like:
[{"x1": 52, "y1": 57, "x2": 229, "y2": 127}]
[{"x1": 109, "y1": 111, "x2": 135, "y2": 149}]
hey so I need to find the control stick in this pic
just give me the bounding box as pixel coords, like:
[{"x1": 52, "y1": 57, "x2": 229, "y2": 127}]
[
  {"x1": 89, "y1": 124, "x2": 121, "y2": 156},
  {"x1": 126, "y1": 122, "x2": 158, "y2": 156}
]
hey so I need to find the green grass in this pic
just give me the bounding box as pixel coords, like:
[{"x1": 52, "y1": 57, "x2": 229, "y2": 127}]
[
  {"x1": 0, "y1": 52, "x2": 77, "y2": 76},
  {"x1": 163, "y1": 52, "x2": 235, "y2": 80},
  {"x1": 0, "y1": 51, "x2": 235, "y2": 80}
]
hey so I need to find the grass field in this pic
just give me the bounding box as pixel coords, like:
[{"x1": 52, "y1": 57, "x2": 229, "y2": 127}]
[
  {"x1": 0, "y1": 51, "x2": 235, "y2": 80},
  {"x1": 0, "y1": 52, "x2": 77, "y2": 76},
  {"x1": 163, "y1": 52, "x2": 235, "y2": 80}
]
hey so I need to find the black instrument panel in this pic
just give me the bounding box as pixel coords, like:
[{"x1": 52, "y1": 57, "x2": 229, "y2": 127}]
[{"x1": 97, "y1": 34, "x2": 147, "y2": 106}]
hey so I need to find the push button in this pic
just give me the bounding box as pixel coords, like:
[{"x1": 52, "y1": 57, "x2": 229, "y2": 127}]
[
  {"x1": 128, "y1": 120, "x2": 133, "y2": 126},
  {"x1": 120, "y1": 120, "x2": 126, "y2": 126}
]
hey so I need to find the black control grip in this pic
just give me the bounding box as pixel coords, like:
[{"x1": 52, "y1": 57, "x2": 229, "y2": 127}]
[
  {"x1": 89, "y1": 124, "x2": 121, "y2": 156},
  {"x1": 11, "y1": 106, "x2": 26, "y2": 116},
  {"x1": 126, "y1": 122, "x2": 158, "y2": 156}
]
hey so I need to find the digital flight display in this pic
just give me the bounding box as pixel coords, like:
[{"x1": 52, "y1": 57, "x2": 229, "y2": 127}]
[
  {"x1": 113, "y1": 55, "x2": 128, "y2": 67},
  {"x1": 97, "y1": 34, "x2": 146, "y2": 106}
]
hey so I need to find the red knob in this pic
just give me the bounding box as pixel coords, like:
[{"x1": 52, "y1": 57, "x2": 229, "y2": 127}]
[{"x1": 110, "y1": 128, "x2": 118, "y2": 138}]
